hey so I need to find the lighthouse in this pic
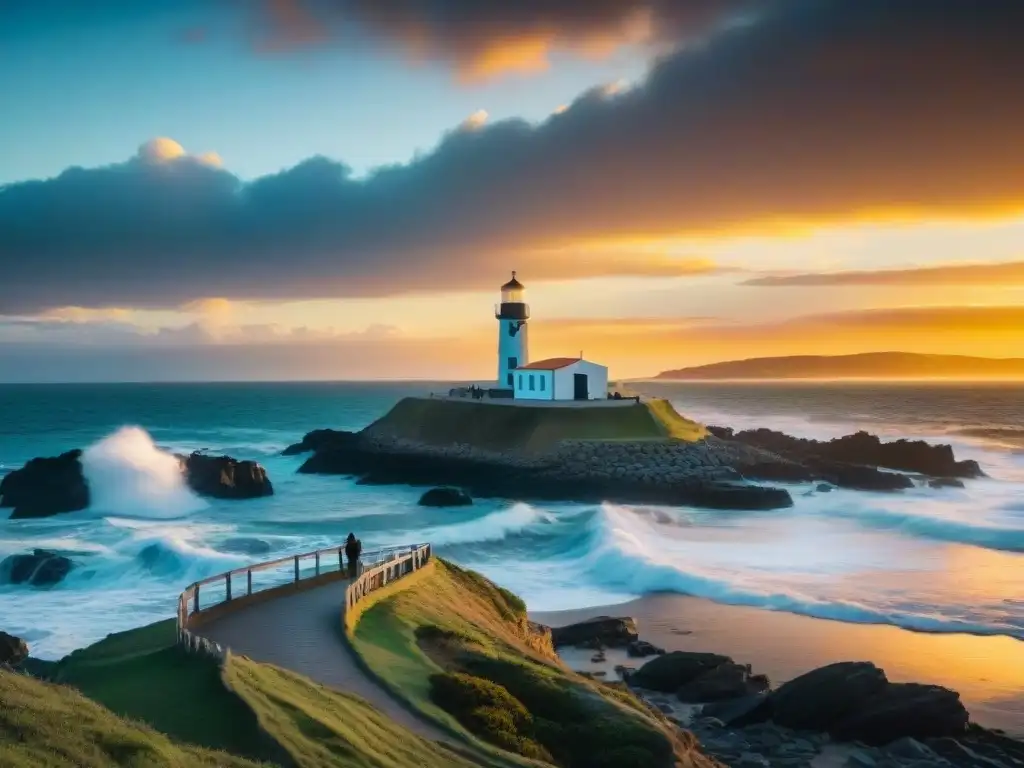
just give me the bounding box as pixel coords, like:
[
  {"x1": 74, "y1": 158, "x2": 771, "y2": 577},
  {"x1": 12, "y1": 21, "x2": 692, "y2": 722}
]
[{"x1": 496, "y1": 271, "x2": 530, "y2": 388}]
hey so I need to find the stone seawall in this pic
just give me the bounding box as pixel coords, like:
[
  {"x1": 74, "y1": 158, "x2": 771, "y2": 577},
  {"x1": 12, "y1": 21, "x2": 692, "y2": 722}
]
[{"x1": 299, "y1": 432, "x2": 798, "y2": 511}]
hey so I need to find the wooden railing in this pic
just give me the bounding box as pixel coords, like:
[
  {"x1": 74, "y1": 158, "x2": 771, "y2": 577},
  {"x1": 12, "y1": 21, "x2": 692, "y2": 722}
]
[{"x1": 176, "y1": 541, "x2": 430, "y2": 657}]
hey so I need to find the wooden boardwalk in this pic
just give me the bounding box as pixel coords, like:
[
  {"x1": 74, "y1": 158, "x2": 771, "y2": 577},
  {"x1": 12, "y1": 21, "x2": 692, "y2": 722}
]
[{"x1": 196, "y1": 576, "x2": 453, "y2": 745}]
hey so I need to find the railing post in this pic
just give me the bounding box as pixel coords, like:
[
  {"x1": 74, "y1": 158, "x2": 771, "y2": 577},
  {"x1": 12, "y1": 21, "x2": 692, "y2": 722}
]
[
  {"x1": 247, "y1": 569, "x2": 252, "y2": 596},
  {"x1": 339, "y1": 550, "x2": 344, "y2": 572},
  {"x1": 294, "y1": 555, "x2": 300, "y2": 582},
  {"x1": 315, "y1": 551, "x2": 320, "y2": 576},
  {"x1": 194, "y1": 585, "x2": 200, "y2": 613},
  {"x1": 226, "y1": 572, "x2": 232, "y2": 601}
]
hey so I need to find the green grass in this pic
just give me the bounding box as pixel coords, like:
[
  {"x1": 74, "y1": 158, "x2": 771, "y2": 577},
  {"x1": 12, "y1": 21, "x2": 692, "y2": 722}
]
[
  {"x1": 0, "y1": 669, "x2": 264, "y2": 768},
  {"x1": 349, "y1": 559, "x2": 709, "y2": 768},
  {"x1": 362, "y1": 397, "x2": 706, "y2": 453},
  {"x1": 223, "y1": 654, "x2": 481, "y2": 768}
]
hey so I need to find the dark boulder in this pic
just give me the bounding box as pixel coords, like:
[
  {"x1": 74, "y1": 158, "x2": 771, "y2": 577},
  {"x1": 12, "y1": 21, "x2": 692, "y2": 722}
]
[
  {"x1": 0, "y1": 450, "x2": 89, "y2": 519},
  {"x1": 929, "y1": 477, "x2": 966, "y2": 489},
  {"x1": 707, "y1": 426, "x2": 734, "y2": 440},
  {"x1": 626, "y1": 640, "x2": 665, "y2": 658},
  {"x1": 282, "y1": 429, "x2": 360, "y2": 456},
  {"x1": 676, "y1": 662, "x2": 771, "y2": 703},
  {"x1": 0, "y1": 631, "x2": 29, "y2": 667},
  {"x1": 701, "y1": 693, "x2": 773, "y2": 727},
  {"x1": 728, "y1": 428, "x2": 984, "y2": 479},
  {"x1": 1, "y1": 549, "x2": 74, "y2": 586},
  {"x1": 771, "y1": 661, "x2": 888, "y2": 731},
  {"x1": 418, "y1": 487, "x2": 473, "y2": 507},
  {"x1": 550, "y1": 616, "x2": 639, "y2": 649},
  {"x1": 178, "y1": 452, "x2": 273, "y2": 499},
  {"x1": 808, "y1": 460, "x2": 914, "y2": 492},
  {"x1": 830, "y1": 683, "x2": 969, "y2": 745},
  {"x1": 687, "y1": 483, "x2": 794, "y2": 510},
  {"x1": 629, "y1": 651, "x2": 734, "y2": 693}
]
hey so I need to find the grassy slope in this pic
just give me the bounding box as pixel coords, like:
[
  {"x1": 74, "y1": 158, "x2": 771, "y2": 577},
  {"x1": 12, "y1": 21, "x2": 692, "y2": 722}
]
[
  {"x1": 362, "y1": 397, "x2": 706, "y2": 453},
  {"x1": 0, "y1": 669, "x2": 263, "y2": 768},
  {"x1": 223, "y1": 654, "x2": 482, "y2": 768},
  {"x1": 350, "y1": 560, "x2": 711, "y2": 767},
  {"x1": 52, "y1": 619, "x2": 271, "y2": 761}
]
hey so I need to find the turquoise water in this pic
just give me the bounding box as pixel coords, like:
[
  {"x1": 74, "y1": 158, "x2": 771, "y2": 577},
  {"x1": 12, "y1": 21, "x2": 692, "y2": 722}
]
[{"x1": 1, "y1": 381, "x2": 1022, "y2": 659}]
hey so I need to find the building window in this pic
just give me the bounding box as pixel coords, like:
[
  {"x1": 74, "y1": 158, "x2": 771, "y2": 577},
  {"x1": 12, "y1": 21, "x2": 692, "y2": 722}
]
[
  {"x1": 508, "y1": 373, "x2": 514, "y2": 387},
  {"x1": 508, "y1": 356, "x2": 517, "y2": 370},
  {"x1": 518, "y1": 374, "x2": 523, "y2": 389},
  {"x1": 539, "y1": 376, "x2": 546, "y2": 391},
  {"x1": 529, "y1": 374, "x2": 535, "y2": 391}
]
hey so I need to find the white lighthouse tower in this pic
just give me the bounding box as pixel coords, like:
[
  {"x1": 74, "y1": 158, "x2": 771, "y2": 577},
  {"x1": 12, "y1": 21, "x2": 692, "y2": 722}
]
[{"x1": 496, "y1": 271, "x2": 530, "y2": 389}]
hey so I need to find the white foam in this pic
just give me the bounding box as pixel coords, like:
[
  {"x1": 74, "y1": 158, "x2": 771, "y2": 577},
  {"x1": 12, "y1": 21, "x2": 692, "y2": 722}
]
[
  {"x1": 411, "y1": 502, "x2": 554, "y2": 546},
  {"x1": 80, "y1": 427, "x2": 206, "y2": 519}
]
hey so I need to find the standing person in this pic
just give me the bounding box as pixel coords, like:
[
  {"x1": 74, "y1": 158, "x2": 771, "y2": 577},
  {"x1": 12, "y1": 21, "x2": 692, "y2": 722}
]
[{"x1": 345, "y1": 533, "x2": 360, "y2": 578}]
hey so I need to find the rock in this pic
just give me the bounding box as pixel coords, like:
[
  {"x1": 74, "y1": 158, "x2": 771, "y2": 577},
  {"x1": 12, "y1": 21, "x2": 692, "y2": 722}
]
[
  {"x1": 627, "y1": 640, "x2": 665, "y2": 658},
  {"x1": 219, "y1": 537, "x2": 273, "y2": 556},
  {"x1": 282, "y1": 428, "x2": 359, "y2": 456},
  {"x1": 630, "y1": 650, "x2": 733, "y2": 693},
  {"x1": 817, "y1": 483, "x2": 834, "y2": 493},
  {"x1": 0, "y1": 631, "x2": 29, "y2": 667},
  {"x1": 0, "y1": 450, "x2": 89, "y2": 518},
  {"x1": 737, "y1": 752, "x2": 771, "y2": 767},
  {"x1": 550, "y1": 616, "x2": 638, "y2": 649},
  {"x1": 845, "y1": 751, "x2": 877, "y2": 768},
  {"x1": 771, "y1": 662, "x2": 888, "y2": 732},
  {"x1": 677, "y1": 662, "x2": 770, "y2": 703},
  {"x1": 884, "y1": 737, "x2": 937, "y2": 761},
  {"x1": 591, "y1": 651, "x2": 606, "y2": 663},
  {"x1": 417, "y1": 486, "x2": 473, "y2": 507},
  {"x1": 178, "y1": 452, "x2": 273, "y2": 499},
  {"x1": 929, "y1": 477, "x2": 966, "y2": 489},
  {"x1": 726, "y1": 428, "x2": 984, "y2": 479},
  {"x1": 830, "y1": 683, "x2": 969, "y2": 746},
  {"x1": 701, "y1": 693, "x2": 773, "y2": 727},
  {"x1": 0, "y1": 549, "x2": 74, "y2": 586}
]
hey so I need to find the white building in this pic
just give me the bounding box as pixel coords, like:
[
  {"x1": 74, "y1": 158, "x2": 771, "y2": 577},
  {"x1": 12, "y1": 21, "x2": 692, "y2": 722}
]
[{"x1": 513, "y1": 357, "x2": 609, "y2": 401}]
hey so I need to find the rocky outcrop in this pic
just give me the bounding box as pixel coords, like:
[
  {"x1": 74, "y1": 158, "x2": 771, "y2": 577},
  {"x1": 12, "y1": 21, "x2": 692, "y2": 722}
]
[
  {"x1": 829, "y1": 682, "x2": 969, "y2": 745},
  {"x1": 629, "y1": 651, "x2": 734, "y2": 693},
  {"x1": 296, "y1": 430, "x2": 795, "y2": 511},
  {"x1": 0, "y1": 450, "x2": 89, "y2": 518},
  {"x1": 676, "y1": 662, "x2": 771, "y2": 703},
  {"x1": 418, "y1": 487, "x2": 473, "y2": 507},
  {"x1": 712, "y1": 427, "x2": 984, "y2": 480},
  {"x1": 1, "y1": 549, "x2": 74, "y2": 586},
  {"x1": 551, "y1": 616, "x2": 639, "y2": 649},
  {"x1": 176, "y1": 452, "x2": 274, "y2": 499},
  {"x1": 3, "y1": 448, "x2": 273, "y2": 519},
  {"x1": 770, "y1": 661, "x2": 889, "y2": 731},
  {"x1": 282, "y1": 428, "x2": 360, "y2": 456},
  {"x1": 0, "y1": 631, "x2": 29, "y2": 667}
]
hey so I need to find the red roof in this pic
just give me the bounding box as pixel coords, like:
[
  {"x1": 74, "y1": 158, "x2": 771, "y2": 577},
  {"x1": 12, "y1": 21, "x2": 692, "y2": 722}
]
[{"x1": 517, "y1": 357, "x2": 580, "y2": 370}]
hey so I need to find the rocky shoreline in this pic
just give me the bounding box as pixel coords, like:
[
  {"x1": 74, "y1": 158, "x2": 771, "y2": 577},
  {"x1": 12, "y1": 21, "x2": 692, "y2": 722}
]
[
  {"x1": 285, "y1": 417, "x2": 984, "y2": 511},
  {"x1": 547, "y1": 616, "x2": 1024, "y2": 768},
  {"x1": 0, "y1": 450, "x2": 273, "y2": 520}
]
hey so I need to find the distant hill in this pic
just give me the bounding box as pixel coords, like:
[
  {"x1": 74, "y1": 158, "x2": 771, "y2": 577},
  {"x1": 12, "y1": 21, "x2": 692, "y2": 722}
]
[{"x1": 654, "y1": 352, "x2": 1024, "y2": 381}]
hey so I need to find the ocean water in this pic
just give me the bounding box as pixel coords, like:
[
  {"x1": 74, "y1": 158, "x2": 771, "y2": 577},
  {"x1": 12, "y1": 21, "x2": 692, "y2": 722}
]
[{"x1": 0, "y1": 381, "x2": 1022, "y2": 660}]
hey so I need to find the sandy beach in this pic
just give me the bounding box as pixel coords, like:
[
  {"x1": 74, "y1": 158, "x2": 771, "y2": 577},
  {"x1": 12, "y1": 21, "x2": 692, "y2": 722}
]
[{"x1": 531, "y1": 593, "x2": 1024, "y2": 737}]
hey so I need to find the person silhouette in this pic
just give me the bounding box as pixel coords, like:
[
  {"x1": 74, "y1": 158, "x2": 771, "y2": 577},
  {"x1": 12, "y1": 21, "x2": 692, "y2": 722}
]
[{"x1": 344, "y1": 532, "x2": 362, "y2": 578}]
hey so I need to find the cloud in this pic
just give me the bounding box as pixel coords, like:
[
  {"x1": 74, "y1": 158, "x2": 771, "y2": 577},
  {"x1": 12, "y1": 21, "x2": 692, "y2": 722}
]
[
  {"x1": 247, "y1": 0, "x2": 751, "y2": 80},
  {"x1": 743, "y1": 260, "x2": 1024, "y2": 287},
  {"x1": 3, "y1": 0, "x2": 1024, "y2": 314}
]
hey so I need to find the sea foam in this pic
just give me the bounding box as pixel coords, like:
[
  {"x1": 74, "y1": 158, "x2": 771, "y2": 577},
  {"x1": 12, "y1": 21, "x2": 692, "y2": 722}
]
[{"x1": 80, "y1": 426, "x2": 206, "y2": 519}]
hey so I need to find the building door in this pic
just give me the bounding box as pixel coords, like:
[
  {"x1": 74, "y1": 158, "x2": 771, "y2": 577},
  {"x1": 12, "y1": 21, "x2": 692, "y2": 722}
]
[{"x1": 573, "y1": 373, "x2": 588, "y2": 400}]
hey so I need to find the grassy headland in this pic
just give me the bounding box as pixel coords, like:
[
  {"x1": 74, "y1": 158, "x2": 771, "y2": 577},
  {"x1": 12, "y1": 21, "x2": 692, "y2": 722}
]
[
  {"x1": 361, "y1": 397, "x2": 706, "y2": 453},
  {"x1": 350, "y1": 559, "x2": 714, "y2": 768}
]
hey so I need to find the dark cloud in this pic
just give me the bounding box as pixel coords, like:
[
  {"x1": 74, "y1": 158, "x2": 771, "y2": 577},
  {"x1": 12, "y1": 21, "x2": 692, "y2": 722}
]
[
  {"x1": 3, "y1": 0, "x2": 1024, "y2": 314},
  {"x1": 247, "y1": 0, "x2": 752, "y2": 76},
  {"x1": 744, "y1": 260, "x2": 1024, "y2": 287}
]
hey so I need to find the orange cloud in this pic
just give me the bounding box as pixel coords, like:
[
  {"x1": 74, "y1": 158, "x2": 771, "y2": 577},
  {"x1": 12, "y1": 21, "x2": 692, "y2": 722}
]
[{"x1": 745, "y1": 259, "x2": 1024, "y2": 287}]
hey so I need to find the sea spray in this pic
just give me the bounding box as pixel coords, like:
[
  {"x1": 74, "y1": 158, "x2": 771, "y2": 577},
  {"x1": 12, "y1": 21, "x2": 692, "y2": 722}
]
[{"x1": 80, "y1": 426, "x2": 206, "y2": 518}]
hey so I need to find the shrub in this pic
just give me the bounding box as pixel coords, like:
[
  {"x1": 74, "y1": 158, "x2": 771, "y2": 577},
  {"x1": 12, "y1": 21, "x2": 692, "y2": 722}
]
[
  {"x1": 413, "y1": 625, "x2": 472, "y2": 644},
  {"x1": 427, "y1": 673, "x2": 550, "y2": 761}
]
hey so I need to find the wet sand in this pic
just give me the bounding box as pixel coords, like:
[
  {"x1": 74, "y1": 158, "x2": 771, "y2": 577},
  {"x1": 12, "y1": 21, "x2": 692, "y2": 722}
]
[{"x1": 531, "y1": 593, "x2": 1024, "y2": 737}]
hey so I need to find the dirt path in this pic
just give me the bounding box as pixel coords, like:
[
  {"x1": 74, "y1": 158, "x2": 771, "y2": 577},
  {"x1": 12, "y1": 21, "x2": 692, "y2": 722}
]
[{"x1": 196, "y1": 577, "x2": 455, "y2": 745}]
